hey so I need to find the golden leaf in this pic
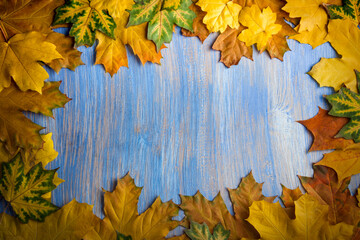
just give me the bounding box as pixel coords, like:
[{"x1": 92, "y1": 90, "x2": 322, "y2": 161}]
[
  {"x1": 84, "y1": 174, "x2": 179, "y2": 240},
  {"x1": 197, "y1": 0, "x2": 242, "y2": 33},
  {"x1": 0, "y1": 200, "x2": 99, "y2": 239},
  {"x1": 247, "y1": 194, "x2": 354, "y2": 239},
  {"x1": 308, "y1": 19, "x2": 360, "y2": 92},
  {"x1": 238, "y1": 5, "x2": 282, "y2": 52},
  {"x1": 0, "y1": 32, "x2": 63, "y2": 93}
]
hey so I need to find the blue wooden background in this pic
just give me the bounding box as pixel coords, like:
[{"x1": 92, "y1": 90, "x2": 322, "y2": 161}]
[{"x1": 31, "y1": 28, "x2": 360, "y2": 218}]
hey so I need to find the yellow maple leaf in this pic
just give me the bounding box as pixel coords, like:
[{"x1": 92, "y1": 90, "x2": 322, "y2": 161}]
[
  {"x1": 316, "y1": 143, "x2": 360, "y2": 182},
  {"x1": 84, "y1": 174, "x2": 178, "y2": 240},
  {"x1": 92, "y1": 0, "x2": 163, "y2": 76},
  {"x1": 247, "y1": 194, "x2": 354, "y2": 239},
  {"x1": 238, "y1": 6, "x2": 282, "y2": 52},
  {"x1": 0, "y1": 32, "x2": 63, "y2": 93},
  {"x1": 309, "y1": 19, "x2": 360, "y2": 92},
  {"x1": 197, "y1": 0, "x2": 242, "y2": 33},
  {"x1": 282, "y1": 0, "x2": 341, "y2": 48},
  {"x1": 0, "y1": 200, "x2": 99, "y2": 239}
]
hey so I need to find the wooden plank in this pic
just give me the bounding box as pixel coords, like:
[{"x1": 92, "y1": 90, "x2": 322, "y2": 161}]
[{"x1": 29, "y1": 29, "x2": 359, "y2": 217}]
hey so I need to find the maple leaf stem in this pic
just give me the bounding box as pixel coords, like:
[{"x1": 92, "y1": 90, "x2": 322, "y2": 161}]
[
  {"x1": 0, "y1": 203, "x2": 10, "y2": 225},
  {"x1": 0, "y1": 21, "x2": 8, "y2": 41}
]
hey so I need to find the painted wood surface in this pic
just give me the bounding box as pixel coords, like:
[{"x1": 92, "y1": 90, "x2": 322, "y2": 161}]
[{"x1": 31, "y1": 28, "x2": 360, "y2": 218}]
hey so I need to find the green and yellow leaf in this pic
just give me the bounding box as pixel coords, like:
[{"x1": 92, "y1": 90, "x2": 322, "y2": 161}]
[
  {"x1": 0, "y1": 154, "x2": 58, "y2": 223},
  {"x1": 53, "y1": 0, "x2": 117, "y2": 46},
  {"x1": 185, "y1": 222, "x2": 230, "y2": 240},
  {"x1": 0, "y1": 32, "x2": 63, "y2": 93},
  {"x1": 127, "y1": 0, "x2": 195, "y2": 51},
  {"x1": 95, "y1": 0, "x2": 164, "y2": 76},
  {"x1": 0, "y1": 200, "x2": 99, "y2": 239},
  {"x1": 328, "y1": 0, "x2": 360, "y2": 26},
  {"x1": 325, "y1": 72, "x2": 360, "y2": 142}
]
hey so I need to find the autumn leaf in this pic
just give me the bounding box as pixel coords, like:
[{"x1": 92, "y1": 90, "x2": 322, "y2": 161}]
[
  {"x1": 0, "y1": 133, "x2": 64, "y2": 201},
  {"x1": 94, "y1": 0, "x2": 164, "y2": 76},
  {"x1": 196, "y1": 0, "x2": 242, "y2": 33},
  {"x1": 53, "y1": 0, "x2": 117, "y2": 47},
  {"x1": 185, "y1": 222, "x2": 230, "y2": 240},
  {"x1": 44, "y1": 32, "x2": 84, "y2": 73},
  {"x1": 324, "y1": 72, "x2": 360, "y2": 142},
  {"x1": 316, "y1": 143, "x2": 360, "y2": 182},
  {"x1": 282, "y1": 0, "x2": 341, "y2": 48},
  {"x1": 127, "y1": 0, "x2": 195, "y2": 51},
  {"x1": 238, "y1": 6, "x2": 282, "y2": 52},
  {"x1": 212, "y1": 27, "x2": 253, "y2": 67},
  {"x1": 181, "y1": 3, "x2": 210, "y2": 43},
  {"x1": 0, "y1": 0, "x2": 64, "y2": 42},
  {"x1": 280, "y1": 185, "x2": 303, "y2": 219},
  {"x1": 298, "y1": 107, "x2": 354, "y2": 151},
  {"x1": 180, "y1": 172, "x2": 275, "y2": 239},
  {"x1": 247, "y1": 194, "x2": 354, "y2": 239},
  {"x1": 0, "y1": 32, "x2": 63, "y2": 93},
  {"x1": 83, "y1": 174, "x2": 179, "y2": 240},
  {"x1": 0, "y1": 200, "x2": 99, "y2": 239},
  {"x1": 308, "y1": 19, "x2": 360, "y2": 92},
  {"x1": 0, "y1": 154, "x2": 58, "y2": 223},
  {"x1": 299, "y1": 165, "x2": 359, "y2": 225},
  {"x1": 0, "y1": 81, "x2": 70, "y2": 155},
  {"x1": 328, "y1": 0, "x2": 360, "y2": 26}
]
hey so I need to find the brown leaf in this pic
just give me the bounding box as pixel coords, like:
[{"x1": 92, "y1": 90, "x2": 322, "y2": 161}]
[
  {"x1": 280, "y1": 185, "x2": 303, "y2": 219},
  {"x1": 299, "y1": 165, "x2": 359, "y2": 225},
  {"x1": 44, "y1": 32, "x2": 84, "y2": 73},
  {"x1": 0, "y1": 0, "x2": 64, "y2": 41},
  {"x1": 181, "y1": 3, "x2": 210, "y2": 43},
  {"x1": 180, "y1": 172, "x2": 276, "y2": 239},
  {"x1": 298, "y1": 107, "x2": 354, "y2": 151},
  {"x1": 212, "y1": 27, "x2": 253, "y2": 67}
]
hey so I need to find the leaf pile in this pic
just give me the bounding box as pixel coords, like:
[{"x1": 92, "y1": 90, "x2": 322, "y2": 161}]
[{"x1": 183, "y1": 0, "x2": 297, "y2": 67}]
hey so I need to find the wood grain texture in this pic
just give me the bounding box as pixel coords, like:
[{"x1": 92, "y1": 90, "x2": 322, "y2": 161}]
[{"x1": 28, "y1": 28, "x2": 360, "y2": 219}]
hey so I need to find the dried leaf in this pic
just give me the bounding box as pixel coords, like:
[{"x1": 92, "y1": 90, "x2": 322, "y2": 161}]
[
  {"x1": 299, "y1": 165, "x2": 359, "y2": 225},
  {"x1": 127, "y1": 0, "x2": 195, "y2": 51},
  {"x1": 238, "y1": 6, "x2": 282, "y2": 52},
  {"x1": 0, "y1": 154, "x2": 58, "y2": 223},
  {"x1": 212, "y1": 27, "x2": 253, "y2": 67},
  {"x1": 0, "y1": 32, "x2": 63, "y2": 93},
  {"x1": 316, "y1": 143, "x2": 360, "y2": 182},
  {"x1": 180, "y1": 172, "x2": 275, "y2": 239},
  {"x1": 0, "y1": 81, "x2": 70, "y2": 154},
  {"x1": 0, "y1": 200, "x2": 99, "y2": 239},
  {"x1": 44, "y1": 32, "x2": 84, "y2": 72},
  {"x1": 95, "y1": 0, "x2": 164, "y2": 76},
  {"x1": 247, "y1": 194, "x2": 354, "y2": 239},
  {"x1": 196, "y1": 0, "x2": 242, "y2": 33},
  {"x1": 83, "y1": 174, "x2": 179, "y2": 240},
  {"x1": 181, "y1": 3, "x2": 210, "y2": 43},
  {"x1": 328, "y1": 0, "x2": 360, "y2": 26},
  {"x1": 308, "y1": 19, "x2": 360, "y2": 92},
  {"x1": 185, "y1": 222, "x2": 230, "y2": 240},
  {"x1": 298, "y1": 107, "x2": 354, "y2": 151},
  {"x1": 280, "y1": 185, "x2": 303, "y2": 219},
  {"x1": 0, "y1": 0, "x2": 64, "y2": 41},
  {"x1": 53, "y1": 0, "x2": 117, "y2": 47}
]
